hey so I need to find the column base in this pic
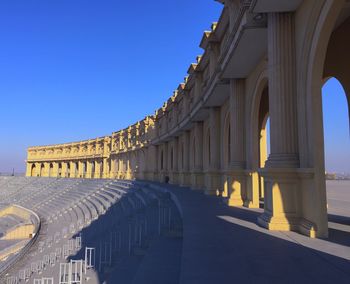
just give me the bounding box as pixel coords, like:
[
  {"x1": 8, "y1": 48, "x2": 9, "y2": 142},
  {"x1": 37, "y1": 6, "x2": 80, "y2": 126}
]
[
  {"x1": 179, "y1": 172, "x2": 191, "y2": 187},
  {"x1": 191, "y1": 172, "x2": 204, "y2": 190},
  {"x1": 204, "y1": 171, "x2": 221, "y2": 195},
  {"x1": 257, "y1": 213, "x2": 317, "y2": 238},
  {"x1": 258, "y1": 167, "x2": 318, "y2": 238},
  {"x1": 227, "y1": 197, "x2": 244, "y2": 207}
]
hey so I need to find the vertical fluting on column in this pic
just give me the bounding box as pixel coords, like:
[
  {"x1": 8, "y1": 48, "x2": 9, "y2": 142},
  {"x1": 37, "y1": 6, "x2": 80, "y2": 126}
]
[
  {"x1": 257, "y1": 13, "x2": 316, "y2": 237},
  {"x1": 227, "y1": 79, "x2": 246, "y2": 206},
  {"x1": 230, "y1": 79, "x2": 246, "y2": 169},
  {"x1": 191, "y1": 121, "x2": 204, "y2": 189},
  {"x1": 267, "y1": 12, "x2": 299, "y2": 168},
  {"x1": 205, "y1": 107, "x2": 221, "y2": 195},
  {"x1": 194, "y1": 122, "x2": 204, "y2": 171},
  {"x1": 183, "y1": 131, "x2": 191, "y2": 186},
  {"x1": 209, "y1": 107, "x2": 221, "y2": 171}
]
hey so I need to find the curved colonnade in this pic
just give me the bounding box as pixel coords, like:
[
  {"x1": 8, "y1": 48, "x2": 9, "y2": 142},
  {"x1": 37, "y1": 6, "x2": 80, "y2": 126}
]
[{"x1": 26, "y1": 0, "x2": 350, "y2": 238}]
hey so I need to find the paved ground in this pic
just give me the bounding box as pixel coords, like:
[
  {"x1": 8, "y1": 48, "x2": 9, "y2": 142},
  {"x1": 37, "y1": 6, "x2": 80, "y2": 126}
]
[{"x1": 152, "y1": 180, "x2": 350, "y2": 284}]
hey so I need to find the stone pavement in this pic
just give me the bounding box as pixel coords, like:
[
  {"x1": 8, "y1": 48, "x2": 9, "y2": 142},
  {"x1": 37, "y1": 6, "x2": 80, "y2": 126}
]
[{"x1": 149, "y1": 181, "x2": 350, "y2": 284}]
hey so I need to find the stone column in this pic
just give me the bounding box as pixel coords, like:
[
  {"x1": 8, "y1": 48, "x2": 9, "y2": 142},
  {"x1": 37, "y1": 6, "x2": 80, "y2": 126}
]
[
  {"x1": 180, "y1": 131, "x2": 191, "y2": 186},
  {"x1": 62, "y1": 162, "x2": 68, "y2": 178},
  {"x1": 25, "y1": 163, "x2": 32, "y2": 177},
  {"x1": 228, "y1": 79, "x2": 247, "y2": 206},
  {"x1": 266, "y1": 13, "x2": 299, "y2": 168},
  {"x1": 161, "y1": 142, "x2": 168, "y2": 183},
  {"x1": 110, "y1": 157, "x2": 116, "y2": 179},
  {"x1": 172, "y1": 137, "x2": 179, "y2": 184},
  {"x1": 53, "y1": 163, "x2": 59, "y2": 178},
  {"x1": 258, "y1": 13, "x2": 312, "y2": 236},
  {"x1": 86, "y1": 161, "x2": 92, "y2": 179},
  {"x1": 146, "y1": 145, "x2": 157, "y2": 181},
  {"x1": 205, "y1": 107, "x2": 221, "y2": 195},
  {"x1": 103, "y1": 158, "x2": 109, "y2": 179},
  {"x1": 191, "y1": 122, "x2": 204, "y2": 190}
]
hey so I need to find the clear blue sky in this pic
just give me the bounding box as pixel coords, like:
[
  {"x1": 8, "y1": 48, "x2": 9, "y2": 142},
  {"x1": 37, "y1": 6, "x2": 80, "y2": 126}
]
[
  {"x1": 0, "y1": 1, "x2": 348, "y2": 174},
  {"x1": 0, "y1": 0, "x2": 222, "y2": 173}
]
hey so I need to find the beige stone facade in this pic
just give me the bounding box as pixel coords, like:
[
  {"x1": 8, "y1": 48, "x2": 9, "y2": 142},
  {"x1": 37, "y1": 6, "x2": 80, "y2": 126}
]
[{"x1": 26, "y1": 0, "x2": 350, "y2": 238}]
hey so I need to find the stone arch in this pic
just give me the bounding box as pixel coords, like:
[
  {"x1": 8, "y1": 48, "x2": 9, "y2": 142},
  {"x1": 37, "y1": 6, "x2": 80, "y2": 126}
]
[
  {"x1": 91, "y1": 161, "x2": 95, "y2": 178},
  {"x1": 130, "y1": 151, "x2": 137, "y2": 179},
  {"x1": 170, "y1": 147, "x2": 174, "y2": 170},
  {"x1": 31, "y1": 164, "x2": 36, "y2": 177},
  {"x1": 322, "y1": 77, "x2": 350, "y2": 173},
  {"x1": 58, "y1": 162, "x2": 62, "y2": 177},
  {"x1": 249, "y1": 72, "x2": 269, "y2": 171},
  {"x1": 82, "y1": 161, "x2": 87, "y2": 178},
  {"x1": 67, "y1": 163, "x2": 71, "y2": 177},
  {"x1": 40, "y1": 163, "x2": 45, "y2": 177},
  {"x1": 222, "y1": 110, "x2": 231, "y2": 170},
  {"x1": 244, "y1": 69, "x2": 269, "y2": 208},
  {"x1": 74, "y1": 162, "x2": 78, "y2": 178},
  {"x1": 48, "y1": 163, "x2": 54, "y2": 177},
  {"x1": 160, "y1": 149, "x2": 164, "y2": 171},
  {"x1": 138, "y1": 149, "x2": 146, "y2": 179},
  {"x1": 190, "y1": 133, "x2": 196, "y2": 170},
  {"x1": 302, "y1": 0, "x2": 349, "y2": 237},
  {"x1": 203, "y1": 126, "x2": 211, "y2": 171}
]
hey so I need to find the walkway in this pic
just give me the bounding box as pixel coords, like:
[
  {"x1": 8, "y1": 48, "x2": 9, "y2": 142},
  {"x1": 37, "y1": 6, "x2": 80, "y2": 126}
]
[{"x1": 148, "y1": 181, "x2": 350, "y2": 284}]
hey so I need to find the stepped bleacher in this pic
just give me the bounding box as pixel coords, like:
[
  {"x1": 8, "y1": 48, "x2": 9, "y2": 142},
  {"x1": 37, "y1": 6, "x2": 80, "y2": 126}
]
[{"x1": 0, "y1": 177, "x2": 183, "y2": 284}]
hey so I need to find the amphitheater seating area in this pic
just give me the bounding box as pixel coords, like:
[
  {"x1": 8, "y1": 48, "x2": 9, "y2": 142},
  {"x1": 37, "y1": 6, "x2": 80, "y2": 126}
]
[{"x1": 0, "y1": 177, "x2": 183, "y2": 284}]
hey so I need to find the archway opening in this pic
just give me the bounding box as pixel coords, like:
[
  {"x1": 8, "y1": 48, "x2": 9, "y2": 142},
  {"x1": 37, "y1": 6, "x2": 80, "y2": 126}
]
[
  {"x1": 67, "y1": 163, "x2": 70, "y2": 178},
  {"x1": 40, "y1": 164, "x2": 45, "y2": 177},
  {"x1": 160, "y1": 150, "x2": 164, "y2": 171},
  {"x1": 91, "y1": 161, "x2": 95, "y2": 178},
  {"x1": 48, "y1": 163, "x2": 53, "y2": 177},
  {"x1": 258, "y1": 87, "x2": 270, "y2": 206},
  {"x1": 321, "y1": 9, "x2": 350, "y2": 239},
  {"x1": 82, "y1": 161, "x2": 87, "y2": 178},
  {"x1": 322, "y1": 78, "x2": 350, "y2": 229},
  {"x1": 58, "y1": 163, "x2": 62, "y2": 177},
  {"x1": 31, "y1": 164, "x2": 36, "y2": 177},
  {"x1": 74, "y1": 162, "x2": 78, "y2": 178}
]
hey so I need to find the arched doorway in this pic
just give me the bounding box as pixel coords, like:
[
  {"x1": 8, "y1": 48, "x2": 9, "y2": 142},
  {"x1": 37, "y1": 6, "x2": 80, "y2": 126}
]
[
  {"x1": 322, "y1": 77, "x2": 350, "y2": 241},
  {"x1": 40, "y1": 164, "x2": 45, "y2": 177},
  {"x1": 67, "y1": 163, "x2": 71, "y2": 178},
  {"x1": 91, "y1": 161, "x2": 95, "y2": 179},
  {"x1": 48, "y1": 163, "x2": 53, "y2": 177},
  {"x1": 82, "y1": 161, "x2": 87, "y2": 178},
  {"x1": 257, "y1": 87, "x2": 270, "y2": 206},
  {"x1": 301, "y1": 0, "x2": 350, "y2": 237},
  {"x1": 58, "y1": 163, "x2": 62, "y2": 177},
  {"x1": 321, "y1": 10, "x2": 350, "y2": 236},
  {"x1": 222, "y1": 112, "x2": 231, "y2": 198},
  {"x1": 31, "y1": 164, "x2": 36, "y2": 177}
]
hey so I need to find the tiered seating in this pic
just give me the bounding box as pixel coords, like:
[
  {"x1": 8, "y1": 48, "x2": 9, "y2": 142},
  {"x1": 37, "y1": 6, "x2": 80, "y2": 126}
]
[{"x1": 0, "y1": 177, "x2": 183, "y2": 283}]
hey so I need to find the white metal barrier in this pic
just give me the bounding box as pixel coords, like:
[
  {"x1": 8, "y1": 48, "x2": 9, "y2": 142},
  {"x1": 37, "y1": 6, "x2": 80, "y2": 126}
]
[
  {"x1": 59, "y1": 260, "x2": 83, "y2": 284},
  {"x1": 84, "y1": 247, "x2": 95, "y2": 272}
]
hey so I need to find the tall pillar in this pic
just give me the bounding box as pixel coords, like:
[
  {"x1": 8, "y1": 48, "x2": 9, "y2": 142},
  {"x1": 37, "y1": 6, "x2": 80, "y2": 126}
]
[
  {"x1": 228, "y1": 79, "x2": 248, "y2": 206},
  {"x1": 160, "y1": 143, "x2": 168, "y2": 183},
  {"x1": 52, "y1": 163, "x2": 59, "y2": 178},
  {"x1": 205, "y1": 107, "x2": 221, "y2": 195},
  {"x1": 25, "y1": 163, "x2": 32, "y2": 177},
  {"x1": 62, "y1": 162, "x2": 67, "y2": 178},
  {"x1": 110, "y1": 158, "x2": 116, "y2": 179},
  {"x1": 257, "y1": 13, "x2": 314, "y2": 237},
  {"x1": 172, "y1": 138, "x2": 179, "y2": 184},
  {"x1": 103, "y1": 158, "x2": 109, "y2": 179},
  {"x1": 85, "y1": 161, "x2": 91, "y2": 178},
  {"x1": 146, "y1": 145, "x2": 157, "y2": 181},
  {"x1": 266, "y1": 13, "x2": 299, "y2": 168},
  {"x1": 180, "y1": 131, "x2": 191, "y2": 186},
  {"x1": 191, "y1": 122, "x2": 204, "y2": 190}
]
